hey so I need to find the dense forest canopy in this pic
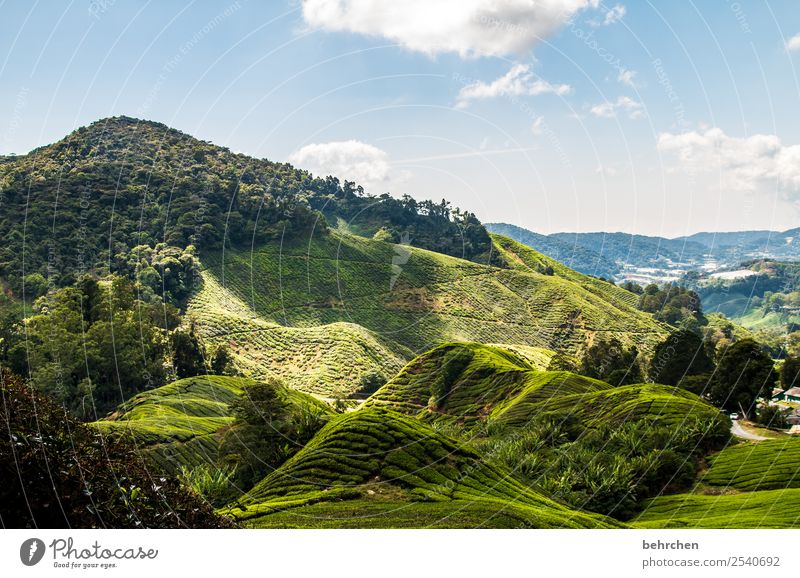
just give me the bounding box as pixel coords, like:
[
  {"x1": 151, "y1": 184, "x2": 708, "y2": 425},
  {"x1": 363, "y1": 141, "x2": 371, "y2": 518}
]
[{"x1": 0, "y1": 116, "x2": 497, "y2": 296}]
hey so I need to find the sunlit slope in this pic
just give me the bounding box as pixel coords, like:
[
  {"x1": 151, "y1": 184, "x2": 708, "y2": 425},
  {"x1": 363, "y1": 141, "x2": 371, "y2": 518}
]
[
  {"x1": 91, "y1": 375, "x2": 329, "y2": 474},
  {"x1": 195, "y1": 231, "x2": 667, "y2": 380},
  {"x1": 222, "y1": 406, "x2": 623, "y2": 528},
  {"x1": 365, "y1": 342, "x2": 724, "y2": 430},
  {"x1": 701, "y1": 438, "x2": 800, "y2": 492},
  {"x1": 188, "y1": 270, "x2": 411, "y2": 397},
  {"x1": 634, "y1": 489, "x2": 800, "y2": 528}
]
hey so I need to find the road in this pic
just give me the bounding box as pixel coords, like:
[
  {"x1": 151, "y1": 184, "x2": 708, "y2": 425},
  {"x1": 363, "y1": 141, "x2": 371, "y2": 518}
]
[{"x1": 730, "y1": 420, "x2": 769, "y2": 441}]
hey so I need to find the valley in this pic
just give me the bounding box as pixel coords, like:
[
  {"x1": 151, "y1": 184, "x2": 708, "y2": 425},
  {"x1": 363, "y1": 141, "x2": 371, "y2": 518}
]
[{"x1": 1, "y1": 117, "x2": 797, "y2": 530}]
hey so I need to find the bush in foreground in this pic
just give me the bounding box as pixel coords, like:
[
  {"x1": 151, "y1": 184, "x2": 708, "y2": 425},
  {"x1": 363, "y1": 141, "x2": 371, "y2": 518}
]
[{"x1": 0, "y1": 369, "x2": 232, "y2": 528}]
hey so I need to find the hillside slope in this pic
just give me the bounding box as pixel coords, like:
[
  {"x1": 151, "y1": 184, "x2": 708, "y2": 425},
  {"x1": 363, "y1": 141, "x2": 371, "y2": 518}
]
[
  {"x1": 365, "y1": 342, "x2": 724, "y2": 430},
  {"x1": 486, "y1": 222, "x2": 620, "y2": 278},
  {"x1": 189, "y1": 231, "x2": 667, "y2": 396},
  {"x1": 92, "y1": 375, "x2": 330, "y2": 474},
  {"x1": 222, "y1": 406, "x2": 622, "y2": 528}
]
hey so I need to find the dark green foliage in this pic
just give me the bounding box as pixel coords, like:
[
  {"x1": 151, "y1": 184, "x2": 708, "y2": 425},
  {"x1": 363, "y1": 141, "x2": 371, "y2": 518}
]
[
  {"x1": 221, "y1": 378, "x2": 331, "y2": 491},
  {"x1": 677, "y1": 373, "x2": 714, "y2": 396},
  {"x1": 0, "y1": 369, "x2": 231, "y2": 528},
  {"x1": 708, "y1": 339, "x2": 776, "y2": 418},
  {"x1": 226, "y1": 406, "x2": 620, "y2": 529},
  {"x1": 118, "y1": 244, "x2": 201, "y2": 309},
  {"x1": 781, "y1": 355, "x2": 800, "y2": 389},
  {"x1": 353, "y1": 369, "x2": 386, "y2": 398},
  {"x1": 230, "y1": 378, "x2": 287, "y2": 425},
  {"x1": 325, "y1": 192, "x2": 499, "y2": 264},
  {"x1": 22, "y1": 273, "x2": 48, "y2": 300},
  {"x1": 637, "y1": 283, "x2": 703, "y2": 325},
  {"x1": 171, "y1": 325, "x2": 206, "y2": 379},
  {"x1": 756, "y1": 405, "x2": 790, "y2": 429},
  {"x1": 0, "y1": 116, "x2": 496, "y2": 293},
  {"x1": 210, "y1": 343, "x2": 233, "y2": 375},
  {"x1": 650, "y1": 329, "x2": 714, "y2": 386},
  {"x1": 5, "y1": 276, "x2": 168, "y2": 419},
  {"x1": 578, "y1": 334, "x2": 642, "y2": 385}
]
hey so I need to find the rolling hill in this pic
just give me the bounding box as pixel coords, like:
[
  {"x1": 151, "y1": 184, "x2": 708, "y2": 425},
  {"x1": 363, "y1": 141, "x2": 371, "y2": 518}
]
[
  {"x1": 365, "y1": 342, "x2": 725, "y2": 431},
  {"x1": 92, "y1": 375, "x2": 331, "y2": 475},
  {"x1": 221, "y1": 406, "x2": 622, "y2": 529},
  {"x1": 485, "y1": 222, "x2": 620, "y2": 278},
  {"x1": 188, "y1": 231, "x2": 667, "y2": 396}
]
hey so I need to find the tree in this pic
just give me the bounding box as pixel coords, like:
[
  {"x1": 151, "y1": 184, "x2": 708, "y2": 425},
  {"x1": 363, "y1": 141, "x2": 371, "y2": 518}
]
[
  {"x1": 578, "y1": 335, "x2": 642, "y2": 385},
  {"x1": 22, "y1": 273, "x2": 48, "y2": 300},
  {"x1": 781, "y1": 355, "x2": 800, "y2": 390},
  {"x1": 0, "y1": 369, "x2": 230, "y2": 528},
  {"x1": 709, "y1": 339, "x2": 776, "y2": 419},
  {"x1": 757, "y1": 405, "x2": 790, "y2": 429},
  {"x1": 8, "y1": 277, "x2": 167, "y2": 419},
  {"x1": 650, "y1": 330, "x2": 714, "y2": 386},
  {"x1": 171, "y1": 325, "x2": 206, "y2": 378},
  {"x1": 231, "y1": 378, "x2": 287, "y2": 426},
  {"x1": 354, "y1": 370, "x2": 386, "y2": 398},
  {"x1": 210, "y1": 344, "x2": 233, "y2": 375}
]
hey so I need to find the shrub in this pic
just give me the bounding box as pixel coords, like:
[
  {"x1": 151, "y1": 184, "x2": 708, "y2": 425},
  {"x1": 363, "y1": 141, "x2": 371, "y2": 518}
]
[{"x1": 0, "y1": 369, "x2": 232, "y2": 528}]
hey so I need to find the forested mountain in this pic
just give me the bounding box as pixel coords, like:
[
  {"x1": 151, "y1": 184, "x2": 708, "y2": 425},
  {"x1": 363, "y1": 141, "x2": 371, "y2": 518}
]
[
  {"x1": 4, "y1": 117, "x2": 794, "y2": 530},
  {"x1": 0, "y1": 116, "x2": 495, "y2": 296}
]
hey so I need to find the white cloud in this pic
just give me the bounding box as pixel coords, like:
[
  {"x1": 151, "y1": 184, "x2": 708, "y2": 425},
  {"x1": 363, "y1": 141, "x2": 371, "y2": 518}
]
[
  {"x1": 657, "y1": 128, "x2": 800, "y2": 193},
  {"x1": 589, "y1": 3, "x2": 625, "y2": 26},
  {"x1": 617, "y1": 67, "x2": 638, "y2": 88},
  {"x1": 456, "y1": 63, "x2": 571, "y2": 108},
  {"x1": 289, "y1": 140, "x2": 392, "y2": 190},
  {"x1": 786, "y1": 33, "x2": 800, "y2": 52},
  {"x1": 301, "y1": 0, "x2": 602, "y2": 57},
  {"x1": 590, "y1": 96, "x2": 644, "y2": 119}
]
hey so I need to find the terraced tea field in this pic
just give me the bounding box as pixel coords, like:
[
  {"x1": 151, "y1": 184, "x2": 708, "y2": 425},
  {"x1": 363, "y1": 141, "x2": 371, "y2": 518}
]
[
  {"x1": 365, "y1": 342, "x2": 725, "y2": 433},
  {"x1": 189, "y1": 270, "x2": 411, "y2": 397},
  {"x1": 495, "y1": 382, "x2": 727, "y2": 430},
  {"x1": 190, "y1": 232, "x2": 667, "y2": 397},
  {"x1": 702, "y1": 438, "x2": 800, "y2": 491},
  {"x1": 92, "y1": 375, "x2": 329, "y2": 474},
  {"x1": 223, "y1": 406, "x2": 621, "y2": 528},
  {"x1": 635, "y1": 489, "x2": 800, "y2": 528}
]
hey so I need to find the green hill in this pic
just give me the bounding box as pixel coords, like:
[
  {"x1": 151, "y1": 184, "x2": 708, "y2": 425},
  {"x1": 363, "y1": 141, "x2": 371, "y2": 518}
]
[
  {"x1": 633, "y1": 437, "x2": 800, "y2": 528},
  {"x1": 222, "y1": 406, "x2": 622, "y2": 529},
  {"x1": 365, "y1": 342, "x2": 724, "y2": 431},
  {"x1": 92, "y1": 375, "x2": 330, "y2": 474},
  {"x1": 701, "y1": 438, "x2": 800, "y2": 492},
  {"x1": 485, "y1": 222, "x2": 620, "y2": 278},
  {"x1": 635, "y1": 489, "x2": 800, "y2": 528},
  {"x1": 0, "y1": 116, "x2": 494, "y2": 293},
  {"x1": 190, "y1": 232, "x2": 667, "y2": 396}
]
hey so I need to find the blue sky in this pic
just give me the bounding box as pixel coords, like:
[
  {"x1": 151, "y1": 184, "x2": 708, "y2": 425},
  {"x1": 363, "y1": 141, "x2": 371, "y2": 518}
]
[{"x1": 1, "y1": 1, "x2": 800, "y2": 236}]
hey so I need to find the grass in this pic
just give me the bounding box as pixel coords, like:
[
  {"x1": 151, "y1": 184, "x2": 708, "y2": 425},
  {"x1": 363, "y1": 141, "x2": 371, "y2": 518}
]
[
  {"x1": 91, "y1": 375, "x2": 329, "y2": 475},
  {"x1": 702, "y1": 438, "x2": 800, "y2": 491},
  {"x1": 634, "y1": 489, "x2": 800, "y2": 528},
  {"x1": 221, "y1": 406, "x2": 622, "y2": 528},
  {"x1": 190, "y1": 231, "x2": 667, "y2": 397}
]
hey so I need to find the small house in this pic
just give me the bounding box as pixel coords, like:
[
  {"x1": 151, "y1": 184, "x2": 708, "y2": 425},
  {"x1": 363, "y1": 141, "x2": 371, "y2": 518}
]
[{"x1": 775, "y1": 387, "x2": 800, "y2": 403}]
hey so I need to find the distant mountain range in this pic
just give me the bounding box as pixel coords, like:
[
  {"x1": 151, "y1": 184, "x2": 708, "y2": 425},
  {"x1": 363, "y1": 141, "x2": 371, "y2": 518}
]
[{"x1": 486, "y1": 223, "x2": 799, "y2": 281}]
